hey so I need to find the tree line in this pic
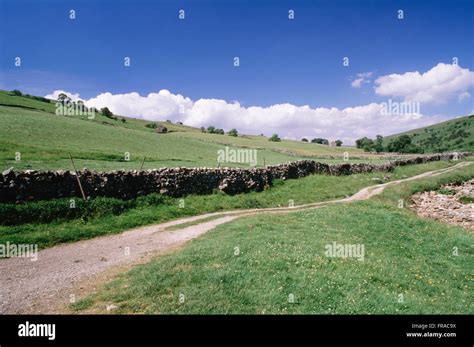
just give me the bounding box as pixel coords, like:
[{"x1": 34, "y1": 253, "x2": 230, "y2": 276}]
[{"x1": 355, "y1": 134, "x2": 424, "y2": 153}]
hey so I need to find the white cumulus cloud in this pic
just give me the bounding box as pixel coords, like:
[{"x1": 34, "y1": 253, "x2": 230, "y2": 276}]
[
  {"x1": 374, "y1": 63, "x2": 474, "y2": 104},
  {"x1": 44, "y1": 90, "x2": 82, "y2": 102},
  {"x1": 45, "y1": 89, "x2": 451, "y2": 144},
  {"x1": 85, "y1": 90, "x2": 193, "y2": 121},
  {"x1": 351, "y1": 72, "x2": 373, "y2": 88}
]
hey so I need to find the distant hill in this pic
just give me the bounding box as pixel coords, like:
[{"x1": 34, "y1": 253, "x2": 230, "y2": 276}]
[
  {"x1": 0, "y1": 90, "x2": 371, "y2": 172},
  {"x1": 384, "y1": 115, "x2": 474, "y2": 153}
]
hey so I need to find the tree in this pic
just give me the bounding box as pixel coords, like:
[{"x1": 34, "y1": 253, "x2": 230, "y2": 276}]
[
  {"x1": 76, "y1": 100, "x2": 85, "y2": 110},
  {"x1": 207, "y1": 126, "x2": 216, "y2": 133},
  {"x1": 206, "y1": 126, "x2": 224, "y2": 134},
  {"x1": 101, "y1": 107, "x2": 114, "y2": 118},
  {"x1": 373, "y1": 135, "x2": 384, "y2": 153},
  {"x1": 355, "y1": 137, "x2": 374, "y2": 152},
  {"x1": 11, "y1": 90, "x2": 22, "y2": 96},
  {"x1": 200, "y1": 127, "x2": 206, "y2": 133},
  {"x1": 57, "y1": 93, "x2": 70, "y2": 104},
  {"x1": 228, "y1": 128, "x2": 238, "y2": 137},
  {"x1": 335, "y1": 140, "x2": 343, "y2": 147},
  {"x1": 301, "y1": 138, "x2": 308, "y2": 142},
  {"x1": 387, "y1": 135, "x2": 419, "y2": 153},
  {"x1": 269, "y1": 134, "x2": 281, "y2": 142},
  {"x1": 311, "y1": 138, "x2": 329, "y2": 145}
]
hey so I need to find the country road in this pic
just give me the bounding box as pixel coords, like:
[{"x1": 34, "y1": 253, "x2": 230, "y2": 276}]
[{"x1": 0, "y1": 161, "x2": 471, "y2": 314}]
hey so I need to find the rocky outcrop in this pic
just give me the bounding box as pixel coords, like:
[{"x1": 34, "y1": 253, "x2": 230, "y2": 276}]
[
  {"x1": 155, "y1": 125, "x2": 168, "y2": 133},
  {"x1": 0, "y1": 153, "x2": 467, "y2": 203},
  {"x1": 411, "y1": 179, "x2": 473, "y2": 231}
]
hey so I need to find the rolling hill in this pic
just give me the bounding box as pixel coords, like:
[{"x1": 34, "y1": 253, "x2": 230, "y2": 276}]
[
  {"x1": 0, "y1": 91, "x2": 377, "y2": 172},
  {"x1": 383, "y1": 115, "x2": 474, "y2": 153}
]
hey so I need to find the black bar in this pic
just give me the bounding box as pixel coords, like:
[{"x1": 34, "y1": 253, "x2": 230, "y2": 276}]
[{"x1": 0, "y1": 315, "x2": 471, "y2": 346}]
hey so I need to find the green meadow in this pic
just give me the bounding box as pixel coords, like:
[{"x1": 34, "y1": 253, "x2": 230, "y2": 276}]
[
  {"x1": 72, "y1": 164, "x2": 474, "y2": 314},
  {"x1": 0, "y1": 90, "x2": 380, "y2": 172}
]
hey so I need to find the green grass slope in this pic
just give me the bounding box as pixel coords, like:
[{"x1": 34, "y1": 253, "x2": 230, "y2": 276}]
[
  {"x1": 72, "y1": 164, "x2": 474, "y2": 314},
  {"x1": 0, "y1": 91, "x2": 372, "y2": 171},
  {"x1": 383, "y1": 115, "x2": 474, "y2": 153}
]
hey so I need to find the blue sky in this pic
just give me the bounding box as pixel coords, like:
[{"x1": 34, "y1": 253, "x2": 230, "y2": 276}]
[{"x1": 0, "y1": 0, "x2": 473, "y2": 142}]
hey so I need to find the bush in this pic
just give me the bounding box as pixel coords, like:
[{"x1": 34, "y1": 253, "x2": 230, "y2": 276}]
[
  {"x1": 387, "y1": 135, "x2": 423, "y2": 153},
  {"x1": 12, "y1": 89, "x2": 22, "y2": 96},
  {"x1": 269, "y1": 134, "x2": 281, "y2": 142},
  {"x1": 311, "y1": 138, "x2": 329, "y2": 145},
  {"x1": 0, "y1": 194, "x2": 166, "y2": 226},
  {"x1": 101, "y1": 107, "x2": 117, "y2": 120},
  {"x1": 355, "y1": 137, "x2": 374, "y2": 151},
  {"x1": 206, "y1": 126, "x2": 224, "y2": 135},
  {"x1": 228, "y1": 128, "x2": 238, "y2": 137}
]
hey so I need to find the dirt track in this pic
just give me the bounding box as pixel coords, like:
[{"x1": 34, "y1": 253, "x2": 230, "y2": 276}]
[{"x1": 0, "y1": 161, "x2": 471, "y2": 314}]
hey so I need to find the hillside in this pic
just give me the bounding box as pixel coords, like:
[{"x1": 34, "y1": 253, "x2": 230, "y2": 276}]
[
  {"x1": 0, "y1": 91, "x2": 376, "y2": 172},
  {"x1": 383, "y1": 115, "x2": 474, "y2": 153}
]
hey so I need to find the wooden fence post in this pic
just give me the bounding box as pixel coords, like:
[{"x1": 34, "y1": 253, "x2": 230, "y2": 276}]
[{"x1": 69, "y1": 153, "x2": 86, "y2": 200}]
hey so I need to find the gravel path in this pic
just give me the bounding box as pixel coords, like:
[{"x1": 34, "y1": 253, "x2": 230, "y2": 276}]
[{"x1": 0, "y1": 161, "x2": 470, "y2": 314}]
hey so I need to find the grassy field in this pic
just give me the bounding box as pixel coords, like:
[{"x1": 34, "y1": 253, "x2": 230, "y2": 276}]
[
  {"x1": 72, "y1": 163, "x2": 474, "y2": 314},
  {"x1": 0, "y1": 160, "x2": 460, "y2": 250},
  {"x1": 383, "y1": 115, "x2": 474, "y2": 153},
  {"x1": 0, "y1": 90, "x2": 381, "y2": 171}
]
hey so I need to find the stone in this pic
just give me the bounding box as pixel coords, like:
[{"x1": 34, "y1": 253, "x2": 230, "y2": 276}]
[
  {"x1": 411, "y1": 178, "x2": 473, "y2": 231},
  {"x1": 0, "y1": 152, "x2": 468, "y2": 203}
]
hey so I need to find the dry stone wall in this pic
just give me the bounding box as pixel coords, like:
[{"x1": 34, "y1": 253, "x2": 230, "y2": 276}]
[{"x1": 0, "y1": 153, "x2": 467, "y2": 203}]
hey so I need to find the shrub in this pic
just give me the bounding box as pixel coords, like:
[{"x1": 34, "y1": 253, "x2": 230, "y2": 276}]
[
  {"x1": 269, "y1": 134, "x2": 281, "y2": 142},
  {"x1": 355, "y1": 137, "x2": 372, "y2": 151},
  {"x1": 387, "y1": 135, "x2": 423, "y2": 153},
  {"x1": 0, "y1": 194, "x2": 166, "y2": 226},
  {"x1": 206, "y1": 126, "x2": 224, "y2": 135},
  {"x1": 228, "y1": 128, "x2": 238, "y2": 137},
  {"x1": 101, "y1": 107, "x2": 116, "y2": 120},
  {"x1": 207, "y1": 126, "x2": 216, "y2": 133},
  {"x1": 311, "y1": 138, "x2": 329, "y2": 145}
]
